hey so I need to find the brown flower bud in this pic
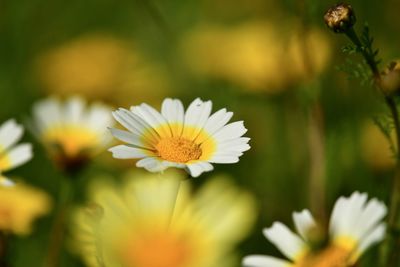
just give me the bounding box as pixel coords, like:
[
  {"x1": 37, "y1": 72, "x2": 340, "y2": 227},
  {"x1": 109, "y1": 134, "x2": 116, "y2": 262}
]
[
  {"x1": 380, "y1": 61, "x2": 400, "y2": 95},
  {"x1": 324, "y1": 3, "x2": 356, "y2": 33}
]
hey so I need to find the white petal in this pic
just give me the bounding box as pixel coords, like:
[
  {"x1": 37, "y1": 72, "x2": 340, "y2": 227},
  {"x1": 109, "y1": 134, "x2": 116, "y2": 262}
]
[
  {"x1": 0, "y1": 144, "x2": 32, "y2": 171},
  {"x1": 352, "y1": 198, "x2": 387, "y2": 240},
  {"x1": 86, "y1": 104, "x2": 114, "y2": 132},
  {"x1": 263, "y1": 222, "x2": 308, "y2": 261},
  {"x1": 212, "y1": 121, "x2": 247, "y2": 142},
  {"x1": 208, "y1": 155, "x2": 239, "y2": 164},
  {"x1": 109, "y1": 128, "x2": 152, "y2": 149},
  {"x1": 0, "y1": 119, "x2": 24, "y2": 151},
  {"x1": 243, "y1": 255, "x2": 292, "y2": 267},
  {"x1": 215, "y1": 137, "x2": 251, "y2": 153},
  {"x1": 108, "y1": 145, "x2": 150, "y2": 159},
  {"x1": 64, "y1": 96, "x2": 85, "y2": 124},
  {"x1": 200, "y1": 108, "x2": 233, "y2": 139},
  {"x1": 186, "y1": 161, "x2": 214, "y2": 177},
  {"x1": 33, "y1": 98, "x2": 62, "y2": 132},
  {"x1": 329, "y1": 197, "x2": 346, "y2": 236},
  {"x1": 161, "y1": 98, "x2": 184, "y2": 136},
  {"x1": 136, "y1": 157, "x2": 164, "y2": 172},
  {"x1": 0, "y1": 176, "x2": 15, "y2": 187},
  {"x1": 112, "y1": 109, "x2": 159, "y2": 144},
  {"x1": 136, "y1": 157, "x2": 182, "y2": 172},
  {"x1": 330, "y1": 192, "x2": 368, "y2": 239},
  {"x1": 183, "y1": 98, "x2": 212, "y2": 140},
  {"x1": 131, "y1": 103, "x2": 171, "y2": 137},
  {"x1": 293, "y1": 209, "x2": 317, "y2": 241},
  {"x1": 112, "y1": 109, "x2": 145, "y2": 134},
  {"x1": 213, "y1": 151, "x2": 244, "y2": 158},
  {"x1": 353, "y1": 223, "x2": 386, "y2": 262}
]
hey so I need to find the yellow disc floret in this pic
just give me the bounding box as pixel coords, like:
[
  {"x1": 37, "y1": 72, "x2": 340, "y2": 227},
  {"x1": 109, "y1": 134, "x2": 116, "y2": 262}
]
[
  {"x1": 120, "y1": 230, "x2": 192, "y2": 267},
  {"x1": 155, "y1": 137, "x2": 202, "y2": 163},
  {"x1": 297, "y1": 245, "x2": 351, "y2": 267},
  {"x1": 44, "y1": 126, "x2": 100, "y2": 157}
]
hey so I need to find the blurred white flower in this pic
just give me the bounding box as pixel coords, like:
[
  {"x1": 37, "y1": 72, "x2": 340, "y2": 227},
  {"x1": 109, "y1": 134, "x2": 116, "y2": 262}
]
[
  {"x1": 0, "y1": 119, "x2": 32, "y2": 182},
  {"x1": 243, "y1": 191, "x2": 387, "y2": 267},
  {"x1": 109, "y1": 98, "x2": 250, "y2": 177},
  {"x1": 31, "y1": 96, "x2": 113, "y2": 171}
]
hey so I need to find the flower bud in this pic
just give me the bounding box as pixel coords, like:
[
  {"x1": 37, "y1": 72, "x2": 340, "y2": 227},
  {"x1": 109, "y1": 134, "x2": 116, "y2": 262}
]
[
  {"x1": 324, "y1": 3, "x2": 356, "y2": 33},
  {"x1": 380, "y1": 61, "x2": 400, "y2": 95}
]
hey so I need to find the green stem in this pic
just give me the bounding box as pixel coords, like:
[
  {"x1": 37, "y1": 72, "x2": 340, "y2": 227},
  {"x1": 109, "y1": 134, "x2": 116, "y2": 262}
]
[
  {"x1": 157, "y1": 173, "x2": 181, "y2": 229},
  {"x1": 384, "y1": 97, "x2": 400, "y2": 267},
  {"x1": 43, "y1": 177, "x2": 73, "y2": 267},
  {"x1": 0, "y1": 232, "x2": 8, "y2": 267},
  {"x1": 307, "y1": 102, "x2": 327, "y2": 223},
  {"x1": 345, "y1": 27, "x2": 380, "y2": 79},
  {"x1": 135, "y1": 0, "x2": 175, "y2": 42},
  {"x1": 344, "y1": 26, "x2": 400, "y2": 267}
]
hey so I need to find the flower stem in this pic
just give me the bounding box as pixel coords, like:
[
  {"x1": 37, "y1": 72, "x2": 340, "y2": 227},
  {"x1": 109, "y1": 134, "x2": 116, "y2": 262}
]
[
  {"x1": 43, "y1": 177, "x2": 73, "y2": 267},
  {"x1": 384, "y1": 97, "x2": 400, "y2": 267},
  {"x1": 135, "y1": 0, "x2": 175, "y2": 42},
  {"x1": 167, "y1": 177, "x2": 181, "y2": 229},
  {"x1": 307, "y1": 103, "x2": 327, "y2": 222},
  {"x1": 344, "y1": 26, "x2": 400, "y2": 267},
  {"x1": 296, "y1": 0, "x2": 327, "y2": 223},
  {"x1": 345, "y1": 28, "x2": 380, "y2": 79},
  {"x1": 0, "y1": 232, "x2": 9, "y2": 267}
]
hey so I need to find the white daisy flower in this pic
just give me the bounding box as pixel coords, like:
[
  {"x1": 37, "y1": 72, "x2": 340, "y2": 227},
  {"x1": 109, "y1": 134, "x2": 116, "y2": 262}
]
[
  {"x1": 0, "y1": 119, "x2": 33, "y2": 183},
  {"x1": 243, "y1": 191, "x2": 387, "y2": 267},
  {"x1": 108, "y1": 98, "x2": 250, "y2": 177},
  {"x1": 31, "y1": 96, "x2": 113, "y2": 170}
]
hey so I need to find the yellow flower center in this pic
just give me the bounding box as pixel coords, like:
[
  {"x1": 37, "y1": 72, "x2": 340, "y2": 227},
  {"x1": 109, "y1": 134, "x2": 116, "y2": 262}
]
[
  {"x1": 0, "y1": 154, "x2": 11, "y2": 172},
  {"x1": 0, "y1": 207, "x2": 12, "y2": 230},
  {"x1": 120, "y1": 232, "x2": 192, "y2": 267},
  {"x1": 296, "y1": 245, "x2": 351, "y2": 267},
  {"x1": 155, "y1": 137, "x2": 202, "y2": 163},
  {"x1": 44, "y1": 126, "x2": 100, "y2": 157}
]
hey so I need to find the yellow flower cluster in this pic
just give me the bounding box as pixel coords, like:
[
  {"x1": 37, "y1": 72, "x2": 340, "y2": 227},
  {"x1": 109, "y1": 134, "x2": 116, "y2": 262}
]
[
  {"x1": 72, "y1": 171, "x2": 256, "y2": 267},
  {"x1": 181, "y1": 20, "x2": 331, "y2": 93},
  {"x1": 0, "y1": 183, "x2": 51, "y2": 235}
]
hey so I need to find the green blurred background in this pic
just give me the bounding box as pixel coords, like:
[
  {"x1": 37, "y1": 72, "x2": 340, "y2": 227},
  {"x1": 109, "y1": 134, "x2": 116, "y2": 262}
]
[{"x1": 1, "y1": 0, "x2": 400, "y2": 266}]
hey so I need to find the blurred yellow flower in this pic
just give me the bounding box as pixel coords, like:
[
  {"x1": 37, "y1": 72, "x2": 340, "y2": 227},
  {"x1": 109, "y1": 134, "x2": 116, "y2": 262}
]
[
  {"x1": 0, "y1": 119, "x2": 32, "y2": 177},
  {"x1": 287, "y1": 27, "x2": 332, "y2": 82},
  {"x1": 72, "y1": 171, "x2": 256, "y2": 267},
  {"x1": 34, "y1": 34, "x2": 171, "y2": 107},
  {"x1": 181, "y1": 21, "x2": 331, "y2": 93},
  {"x1": 31, "y1": 96, "x2": 114, "y2": 171},
  {"x1": 361, "y1": 121, "x2": 396, "y2": 171},
  {"x1": 0, "y1": 182, "x2": 51, "y2": 235}
]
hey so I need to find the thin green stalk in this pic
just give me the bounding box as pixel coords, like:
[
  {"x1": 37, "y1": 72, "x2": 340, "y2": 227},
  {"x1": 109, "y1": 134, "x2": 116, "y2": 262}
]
[
  {"x1": 157, "y1": 173, "x2": 182, "y2": 229},
  {"x1": 0, "y1": 232, "x2": 8, "y2": 267},
  {"x1": 134, "y1": 0, "x2": 175, "y2": 42},
  {"x1": 345, "y1": 28, "x2": 380, "y2": 79},
  {"x1": 307, "y1": 103, "x2": 327, "y2": 223},
  {"x1": 43, "y1": 177, "x2": 73, "y2": 267},
  {"x1": 384, "y1": 97, "x2": 400, "y2": 267},
  {"x1": 297, "y1": 0, "x2": 327, "y2": 224},
  {"x1": 344, "y1": 26, "x2": 400, "y2": 267}
]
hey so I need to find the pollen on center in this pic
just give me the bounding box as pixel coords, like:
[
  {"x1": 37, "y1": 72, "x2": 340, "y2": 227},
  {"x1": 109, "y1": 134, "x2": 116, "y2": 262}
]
[
  {"x1": 120, "y1": 232, "x2": 192, "y2": 267},
  {"x1": 297, "y1": 245, "x2": 351, "y2": 267},
  {"x1": 155, "y1": 137, "x2": 202, "y2": 163}
]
